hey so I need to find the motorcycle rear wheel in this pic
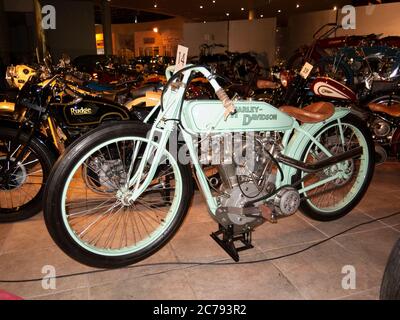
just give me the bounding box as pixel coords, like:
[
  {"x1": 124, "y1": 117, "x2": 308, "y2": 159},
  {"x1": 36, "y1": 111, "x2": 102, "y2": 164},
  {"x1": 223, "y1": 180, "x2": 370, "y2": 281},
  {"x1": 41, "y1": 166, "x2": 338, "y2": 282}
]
[
  {"x1": 43, "y1": 122, "x2": 193, "y2": 268},
  {"x1": 297, "y1": 114, "x2": 375, "y2": 221}
]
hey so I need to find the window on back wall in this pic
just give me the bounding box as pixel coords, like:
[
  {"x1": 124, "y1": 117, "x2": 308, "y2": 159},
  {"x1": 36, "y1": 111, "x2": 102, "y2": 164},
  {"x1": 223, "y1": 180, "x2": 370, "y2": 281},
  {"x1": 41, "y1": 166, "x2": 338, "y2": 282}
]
[{"x1": 143, "y1": 37, "x2": 155, "y2": 45}]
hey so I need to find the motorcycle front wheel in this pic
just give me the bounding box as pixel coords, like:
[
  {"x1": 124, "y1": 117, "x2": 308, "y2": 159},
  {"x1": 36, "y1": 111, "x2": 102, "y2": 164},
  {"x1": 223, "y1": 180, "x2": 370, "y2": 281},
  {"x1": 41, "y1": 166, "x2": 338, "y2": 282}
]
[
  {"x1": 380, "y1": 237, "x2": 400, "y2": 300},
  {"x1": 0, "y1": 127, "x2": 55, "y2": 222},
  {"x1": 43, "y1": 122, "x2": 193, "y2": 268}
]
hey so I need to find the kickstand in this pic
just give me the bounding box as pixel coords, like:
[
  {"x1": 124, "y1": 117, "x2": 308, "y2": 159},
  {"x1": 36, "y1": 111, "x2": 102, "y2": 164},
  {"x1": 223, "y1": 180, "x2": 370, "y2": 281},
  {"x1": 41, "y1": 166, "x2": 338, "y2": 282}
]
[{"x1": 210, "y1": 224, "x2": 254, "y2": 262}]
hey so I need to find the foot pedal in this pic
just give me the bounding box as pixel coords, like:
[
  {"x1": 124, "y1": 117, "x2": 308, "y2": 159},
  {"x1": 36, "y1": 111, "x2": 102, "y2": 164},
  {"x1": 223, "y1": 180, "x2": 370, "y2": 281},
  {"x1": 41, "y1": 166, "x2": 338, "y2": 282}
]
[{"x1": 210, "y1": 224, "x2": 254, "y2": 262}]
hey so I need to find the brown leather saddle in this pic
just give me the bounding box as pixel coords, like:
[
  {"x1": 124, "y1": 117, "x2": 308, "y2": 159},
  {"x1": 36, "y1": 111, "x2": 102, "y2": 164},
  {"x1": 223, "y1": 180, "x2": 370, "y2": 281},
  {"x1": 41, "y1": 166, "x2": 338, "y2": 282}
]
[
  {"x1": 368, "y1": 103, "x2": 400, "y2": 117},
  {"x1": 279, "y1": 102, "x2": 335, "y2": 123}
]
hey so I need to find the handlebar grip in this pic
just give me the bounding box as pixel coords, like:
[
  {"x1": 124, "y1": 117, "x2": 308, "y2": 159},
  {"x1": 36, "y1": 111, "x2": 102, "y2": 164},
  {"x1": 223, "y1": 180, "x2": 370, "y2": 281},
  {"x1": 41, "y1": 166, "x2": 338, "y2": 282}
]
[
  {"x1": 216, "y1": 88, "x2": 236, "y2": 120},
  {"x1": 165, "y1": 66, "x2": 175, "y2": 80}
]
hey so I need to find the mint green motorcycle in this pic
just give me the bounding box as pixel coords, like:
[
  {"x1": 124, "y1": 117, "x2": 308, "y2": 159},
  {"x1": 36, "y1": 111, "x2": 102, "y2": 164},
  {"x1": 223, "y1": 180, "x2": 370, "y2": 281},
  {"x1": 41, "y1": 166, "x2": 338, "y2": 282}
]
[{"x1": 43, "y1": 65, "x2": 375, "y2": 268}]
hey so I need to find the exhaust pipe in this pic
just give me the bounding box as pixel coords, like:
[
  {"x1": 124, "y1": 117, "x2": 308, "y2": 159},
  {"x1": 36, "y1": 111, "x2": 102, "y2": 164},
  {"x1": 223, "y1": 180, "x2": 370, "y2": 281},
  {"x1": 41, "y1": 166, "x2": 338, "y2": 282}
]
[
  {"x1": 275, "y1": 146, "x2": 364, "y2": 174},
  {"x1": 374, "y1": 144, "x2": 387, "y2": 165},
  {"x1": 244, "y1": 146, "x2": 364, "y2": 207}
]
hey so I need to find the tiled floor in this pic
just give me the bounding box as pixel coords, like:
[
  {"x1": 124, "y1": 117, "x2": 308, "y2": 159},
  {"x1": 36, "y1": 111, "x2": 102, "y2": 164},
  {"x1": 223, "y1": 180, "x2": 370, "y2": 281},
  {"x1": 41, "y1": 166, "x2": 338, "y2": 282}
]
[{"x1": 0, "y1": 163, "x2": 400, "y2": 300}]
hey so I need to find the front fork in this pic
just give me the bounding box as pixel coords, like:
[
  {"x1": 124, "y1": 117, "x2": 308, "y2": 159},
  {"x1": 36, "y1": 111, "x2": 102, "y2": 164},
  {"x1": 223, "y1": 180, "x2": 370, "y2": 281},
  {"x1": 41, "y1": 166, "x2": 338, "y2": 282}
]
[
  {"x1": 0, "y1": 120, "x2": 40, "y2": 183},
  {"x1": 125, "y1": 123, "x2": 175, "y2": 204}
]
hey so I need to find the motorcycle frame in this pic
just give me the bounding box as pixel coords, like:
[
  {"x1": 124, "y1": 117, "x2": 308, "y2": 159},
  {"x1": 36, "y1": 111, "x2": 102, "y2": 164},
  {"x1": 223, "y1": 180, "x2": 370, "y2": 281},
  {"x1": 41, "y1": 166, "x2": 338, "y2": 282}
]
[{"x1": 125, "y1": 66, "x2": 352, "y2": 216}]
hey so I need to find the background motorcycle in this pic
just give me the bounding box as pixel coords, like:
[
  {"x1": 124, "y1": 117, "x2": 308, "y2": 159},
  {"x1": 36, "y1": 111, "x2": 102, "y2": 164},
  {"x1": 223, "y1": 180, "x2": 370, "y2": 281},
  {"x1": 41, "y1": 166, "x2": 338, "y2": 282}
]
[
  {"x1": 287, "y1": 22, "x2": 400, "y2": 87},
  {"x1": 0, "y1": 58, "x2": 158, "y2": 223},
  {"x1": 190, "y1": 43, "x2": 261, "y2": 83},
  {"x1": 256, "y1": 63, "x2": 400, "y2": 163}
]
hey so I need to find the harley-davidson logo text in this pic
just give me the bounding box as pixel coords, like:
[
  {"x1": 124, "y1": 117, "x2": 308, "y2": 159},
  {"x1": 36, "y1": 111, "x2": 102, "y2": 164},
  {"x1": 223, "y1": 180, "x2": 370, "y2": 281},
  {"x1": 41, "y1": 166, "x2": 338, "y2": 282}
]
[
  {"x1": 233, "y1": 106, "x2": 278, "y2": 125},
  {"x1": 71, "y1": 107, "x2": 92, "y2": 116}
]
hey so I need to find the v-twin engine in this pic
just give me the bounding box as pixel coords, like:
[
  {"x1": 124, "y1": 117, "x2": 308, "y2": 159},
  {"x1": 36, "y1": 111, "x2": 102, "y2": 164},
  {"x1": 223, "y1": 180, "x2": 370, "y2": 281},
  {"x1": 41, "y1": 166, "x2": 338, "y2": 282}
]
[{"x1": 211, "y1": 132, "x2": 300, "y2": 232}]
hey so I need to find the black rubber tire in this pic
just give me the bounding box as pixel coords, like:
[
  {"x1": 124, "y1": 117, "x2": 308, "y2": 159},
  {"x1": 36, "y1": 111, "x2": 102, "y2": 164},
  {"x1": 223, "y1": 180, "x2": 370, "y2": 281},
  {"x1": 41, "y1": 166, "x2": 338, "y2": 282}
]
[
  {"x1": 297, "y1": 114, "x2": 375, "y2": 221},
  {"x1": 380, "y1": 237, "x2": 400, "y2": 300},
  {"x1": 0, "y1": 127, "x2": 56, "y2": 223},
  {"x1": 43, "y1": 122, "x2": 194, "y2": 268}
]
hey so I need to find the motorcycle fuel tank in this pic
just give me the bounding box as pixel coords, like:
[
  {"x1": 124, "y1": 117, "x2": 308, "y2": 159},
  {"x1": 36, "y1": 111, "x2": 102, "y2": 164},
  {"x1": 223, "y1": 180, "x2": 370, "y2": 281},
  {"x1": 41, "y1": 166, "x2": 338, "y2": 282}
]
[
  {"x1": 181, "y1": 100, "x2": 294, "y2": 134},
  {"x1": 55, "y1": 97, "x2": 130, "y2": 127},
  {"x1": 311, "y1": 77, "x2": 357, "y2": 102}
]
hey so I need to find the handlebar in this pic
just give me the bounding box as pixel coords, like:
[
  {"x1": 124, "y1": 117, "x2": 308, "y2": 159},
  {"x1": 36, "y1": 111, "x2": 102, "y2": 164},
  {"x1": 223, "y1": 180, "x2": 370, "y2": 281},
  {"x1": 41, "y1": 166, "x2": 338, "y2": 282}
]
[
  {"x1": 165, "y1": 65, "x2": 236, "y2": 120},
  {"x1": 313, "y1": 23, "x2": 342, "y2": 40}
]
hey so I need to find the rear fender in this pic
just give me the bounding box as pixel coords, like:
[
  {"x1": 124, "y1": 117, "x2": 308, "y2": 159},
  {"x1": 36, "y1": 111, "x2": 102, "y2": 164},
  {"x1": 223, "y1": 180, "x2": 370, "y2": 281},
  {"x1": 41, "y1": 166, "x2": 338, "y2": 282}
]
[{"x1": 278, "y1": 107, "x2": 351, "y2": 187}]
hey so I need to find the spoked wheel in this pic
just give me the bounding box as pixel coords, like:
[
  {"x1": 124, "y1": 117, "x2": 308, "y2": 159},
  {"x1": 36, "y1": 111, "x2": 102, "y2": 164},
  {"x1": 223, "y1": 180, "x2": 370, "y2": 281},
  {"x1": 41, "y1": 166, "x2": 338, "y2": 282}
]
[
  {"x1": 44, "y1": 123, "x2": 193, "y2": 268},
  {"x1": 0, "y1": 127, "x2": 55, "y2": 222},
  {"x1": 297, "y1": 114, "x2": 374, "y2": 221}
]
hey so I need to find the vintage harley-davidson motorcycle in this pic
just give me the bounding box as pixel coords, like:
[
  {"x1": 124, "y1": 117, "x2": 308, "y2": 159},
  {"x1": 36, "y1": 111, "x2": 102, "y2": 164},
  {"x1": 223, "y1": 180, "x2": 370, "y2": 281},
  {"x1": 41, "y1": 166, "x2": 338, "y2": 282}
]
[
  {"x1": 0, "y1": 61, "x2": 160, "y2": 223},
  {"x1": 43, "y1": 64, "x2": 374, "y2": 268}
]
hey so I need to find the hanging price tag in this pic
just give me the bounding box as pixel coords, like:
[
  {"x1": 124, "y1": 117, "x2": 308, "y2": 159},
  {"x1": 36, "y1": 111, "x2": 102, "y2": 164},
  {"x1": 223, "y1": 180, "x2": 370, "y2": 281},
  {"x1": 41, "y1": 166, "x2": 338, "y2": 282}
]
[
  {"x1": 175, "y1": 45, "x2": 189, "y2": 72},
  {"x1": 300, "y1": 62, "x2": 314, "y2": 79}
]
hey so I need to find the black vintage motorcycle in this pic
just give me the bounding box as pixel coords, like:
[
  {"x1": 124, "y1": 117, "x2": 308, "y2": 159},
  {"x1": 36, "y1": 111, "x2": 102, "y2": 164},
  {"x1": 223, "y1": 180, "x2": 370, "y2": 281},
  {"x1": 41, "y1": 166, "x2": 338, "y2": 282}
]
[
  {"x1": 190, "y1": 43, "x2": 260, "y2": 83},
  {"x1": 0, "y1": 61, "x2": 158, "y2": 223}
]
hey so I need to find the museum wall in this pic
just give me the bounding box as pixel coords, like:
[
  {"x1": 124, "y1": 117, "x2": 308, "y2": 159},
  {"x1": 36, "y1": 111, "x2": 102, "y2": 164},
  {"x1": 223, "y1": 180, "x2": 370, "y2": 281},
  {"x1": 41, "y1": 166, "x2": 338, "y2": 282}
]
[
  {"x1": 3, "y1": 0, "x2": 33, "y2": 12},
  {"x1": 183, "y1": 18, "x2": 276, "y2": 67},
  {"x1": 0, "y1": 0, "x2": 9, "y2": 64},
  {"x1": 44, "y1": 0, "x2": 96, "y2": 60},
  {"x1": 182, "y1": 21, "x2": 229, "y2": 56},
  {"x1": 229, "y1": 19, "x2": 277, "y2": 67},
  {"x1": 285, "y1": 2, "x2": 400, "y2": 59},
  {"x1": 95, "y1": 18, "x2": 184, "y2": 59},
  {"x1": 2, "y1": 0, "x2": 96, "y2": 61}
]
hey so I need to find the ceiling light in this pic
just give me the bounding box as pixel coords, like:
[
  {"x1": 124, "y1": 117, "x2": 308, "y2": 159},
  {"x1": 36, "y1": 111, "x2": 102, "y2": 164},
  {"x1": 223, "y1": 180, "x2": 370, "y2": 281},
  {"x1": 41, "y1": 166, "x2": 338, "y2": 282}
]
[
  {"x1": 278, "y1": 9, "x2": 281, "y2": 13},
  {"x1": 296, "y1": 4, "x2": 300, "y2": 8},
  {"x1": 213, "y1": 0, "x2": 216, "y2": 3},
  {"x1": 154, "y1": 4, "x2": 157, "y2": 8},
  {"x1": 241, "y1": 7, "x2": 244, "y2": 11},
  {"x1": 226, "y1": 13, "x2": 230, "y2": 16},
  {"x1": 200, "y1": 5, "x2": 203, "y2": 9}
]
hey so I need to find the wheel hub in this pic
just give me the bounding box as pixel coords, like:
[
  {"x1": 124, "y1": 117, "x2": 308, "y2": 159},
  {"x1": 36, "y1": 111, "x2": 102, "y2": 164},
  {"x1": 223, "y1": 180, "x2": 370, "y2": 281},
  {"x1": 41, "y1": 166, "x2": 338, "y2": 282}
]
[
  {"x1": 0, "y1": 157, "x2": 27, "y2": 191},
  {"x1": 116, "y1": 189, "x2": 134, "y2": 207}
]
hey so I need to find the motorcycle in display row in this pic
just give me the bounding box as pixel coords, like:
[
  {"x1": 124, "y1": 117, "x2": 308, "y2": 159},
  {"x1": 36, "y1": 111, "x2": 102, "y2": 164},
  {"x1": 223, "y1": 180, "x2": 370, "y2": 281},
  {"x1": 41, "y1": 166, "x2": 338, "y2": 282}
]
[
  {"x1": 191, "y1": 43, "x2": 261, "y2": 83},
  {"x1": 287, "y1": 22, "x2": 400, "y2": 89},
  {"x1": 256, "y1": 62, "x2": 400, "y2": 164},
  {"x1": 0, "y1": 57, "x2": 161, "y2": 223},
  {"x1": 42, "y1": 65, "x2": 375, "y2": 268}
]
